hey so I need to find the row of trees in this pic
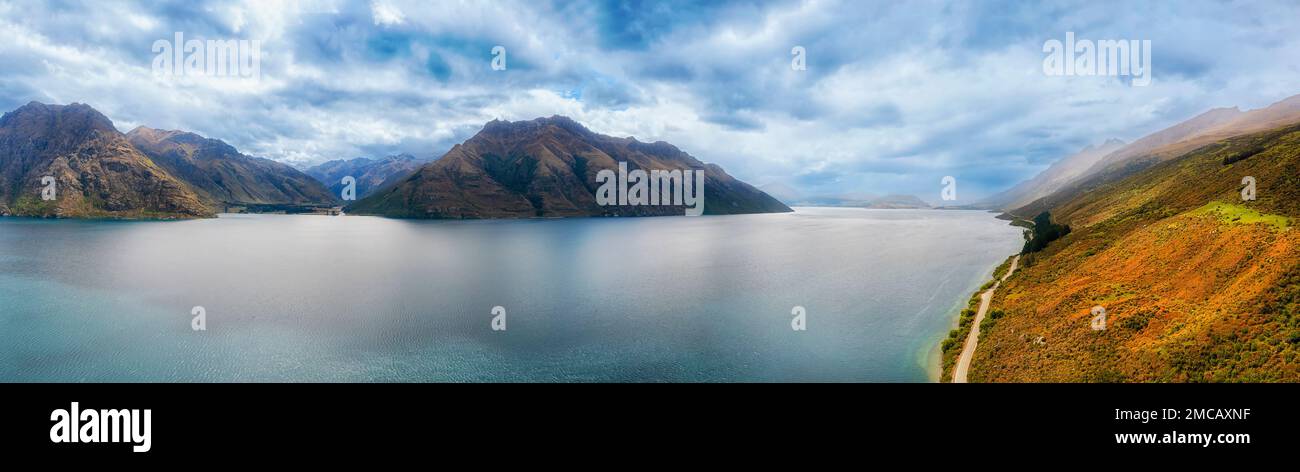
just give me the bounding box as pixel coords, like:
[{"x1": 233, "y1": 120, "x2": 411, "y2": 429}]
[{"x1": 1021, "y1": 211, "x2": 1071, "y2": 254}]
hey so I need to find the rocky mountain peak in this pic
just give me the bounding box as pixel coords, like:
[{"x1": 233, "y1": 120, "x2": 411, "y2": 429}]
[{"x1": 0, "y1": 101, "x2": 118, "y2": 140}]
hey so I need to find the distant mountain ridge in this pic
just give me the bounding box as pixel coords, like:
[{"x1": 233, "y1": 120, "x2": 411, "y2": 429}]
[
  {"x1": 982, "y1": 138, "x2": 1126, "y2": 210},
  {"x1": 348, "y1": 116, "x2": 791, "y2": 218},
  {"x1": 756, "y1": 182, "x2": 802, "y2": 204},
  {"x1": 996, "y1": 93, "x2": 1300, "y2": 217},
  {"x1": 785, "y1": 192, "x2": 930, "y2": 209},
  {"x1": 856, "y1": 194, "x2": 930, "y2": 209},
  {"x1": 304, "y1": 153, "x2": 428, "y2": 200},
  {"x1": 128, "y1": 126, "x2": 337, "y2": 209},
  {"x1": 1084, "y1": 94, "x2": 1300, "y2": 177}
]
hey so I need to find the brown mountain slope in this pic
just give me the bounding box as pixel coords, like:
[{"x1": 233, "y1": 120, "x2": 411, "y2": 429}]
[
  {"x1": 348, "y1": 116, "x2": 791, "y2": 218},
  {"x1": 1008, "y1": 94, "x2": 1300, "y2": 218},
  {"x1": 983, "y1": 138, "x2": 1126, "y2": 210},
  {"x1": 0, "y1": 102, "x2": 211, "y2": 218},
  {"x1": 970, "y1": 120, "x2": 1300, "y2": 382},
  {"x1": 1085, "y1": 94, "x2": 1300, "y2": 177},
  {"x1": 1087, "y1": 106, "x2": 1244, "y2": 171},
  {"x1": 1012, "y1": 96, "x2": 1300, "y2": 221},
  {"x1": 127, "y1": 127, "x2": 337, "y2": 209}
]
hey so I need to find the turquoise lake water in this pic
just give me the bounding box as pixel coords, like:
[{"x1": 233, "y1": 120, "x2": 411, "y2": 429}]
[{"x1": 0, "y1": 207, "x2": 1022, "y2": 382}]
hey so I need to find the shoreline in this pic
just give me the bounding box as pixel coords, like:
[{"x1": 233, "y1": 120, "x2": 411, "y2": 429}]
[
  {"x1": 925, "y1": 257, "x2": 999, "y2": 382},
  {"x1": 926, "y1": 272, "x2": 989, "y2": 381},
  {"x1": 950, "y1": 254, "x2": 1020, "y2": 383},
  {"x1": 934, "y1": 252, "x2": 1019, "y2": 382}
]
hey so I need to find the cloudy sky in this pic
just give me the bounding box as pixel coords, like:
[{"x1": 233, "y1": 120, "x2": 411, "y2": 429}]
[{"x1": 1, "y1": 0, "x2": 1298, "y2": 203}]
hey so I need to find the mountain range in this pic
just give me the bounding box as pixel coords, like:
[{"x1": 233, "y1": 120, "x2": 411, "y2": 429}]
[
  {"x1": 859, "y1": 194, "x2": 931, "y2": 209},
  {"x1": 984, "y1": 94, "x2": 1300, "y2": 214},
  {"x1": 0, "y1": 102, "x2": 339, "y2": 217},
  {"x1": 127, "y1": 126, "x2": 337, "y2": 211},
  {"x1": 347, "y1": 116, "x2": 791, "y2": 218},
  {"x1": 755, "y1": 184, "x2": 931, "y2": 209},
  {"x1": 982, "y1": 138, "x2": 1126, "y2": 211},
  {"x1": 304, "y1": 153, "x2": 428, "y2": 200},
  {"x1": 0, "y1": 104, "x2": 787, "y2": 219},
  {"x1": 0, "y1": 102, "x2": 211, "y2": 218}
]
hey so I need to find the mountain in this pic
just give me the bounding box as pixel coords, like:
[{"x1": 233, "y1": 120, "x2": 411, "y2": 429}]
[
  {"x1": 792, "y1": 192, "x2": 875, "y2": 207},
  {"x1": 757, "y1": 182, "x2": 802, "y2": 205},
  {"x1": 789, "y1": 192, "x2": 929, "y2": 209},
  {"x1": 857, "y1": 194, "x2": 930, "y2": 209},
  {"x1": 304, "y1": 153, "x2": 427, "y2": 200},
  {"x1": 982, "y1": 138, "x2": 1126, "y2": 210},
  {"x1": 127, "y1": 127, "x2": 337, "y2": 210},
  {"x1": 347, "y1": 116, "x2": 791, "y2": 218},
  {"x1": 1084, "y1": 106, "x2": 1244, "y2": 173},
  {"x1": 1086, "y1": 94, "x2": 1300, "y2": 176},
  {"x1": 755, "y1": 185, "x2": 927, "y2": 209},
  {"x1": 1006, "y1": 94, "x2": 1300, "y2": 217},
  {"x1": 0, "y1": 102, "x2": 211, "y2": 218},
  {"x1": 963, "y1": 113, "x2": 1300, "y2": 381}
]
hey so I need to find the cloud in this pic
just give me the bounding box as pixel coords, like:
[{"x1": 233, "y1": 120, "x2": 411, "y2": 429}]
[
  {"x1": 369, "y1": 0, "x2": 405, "y2": 26},
  {"x1": 0, "y1": 0, "x2": 1297, "y2": 199}
]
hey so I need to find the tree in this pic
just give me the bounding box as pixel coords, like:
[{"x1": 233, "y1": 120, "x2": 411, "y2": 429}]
[{"x1": 1022, "y1": 211, "x2": 1071, "y2": 254}]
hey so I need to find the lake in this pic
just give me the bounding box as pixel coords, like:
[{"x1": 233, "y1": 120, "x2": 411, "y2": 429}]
[{"x1": 0, "y1": 207, "x2": 1022, "y2": 382}]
